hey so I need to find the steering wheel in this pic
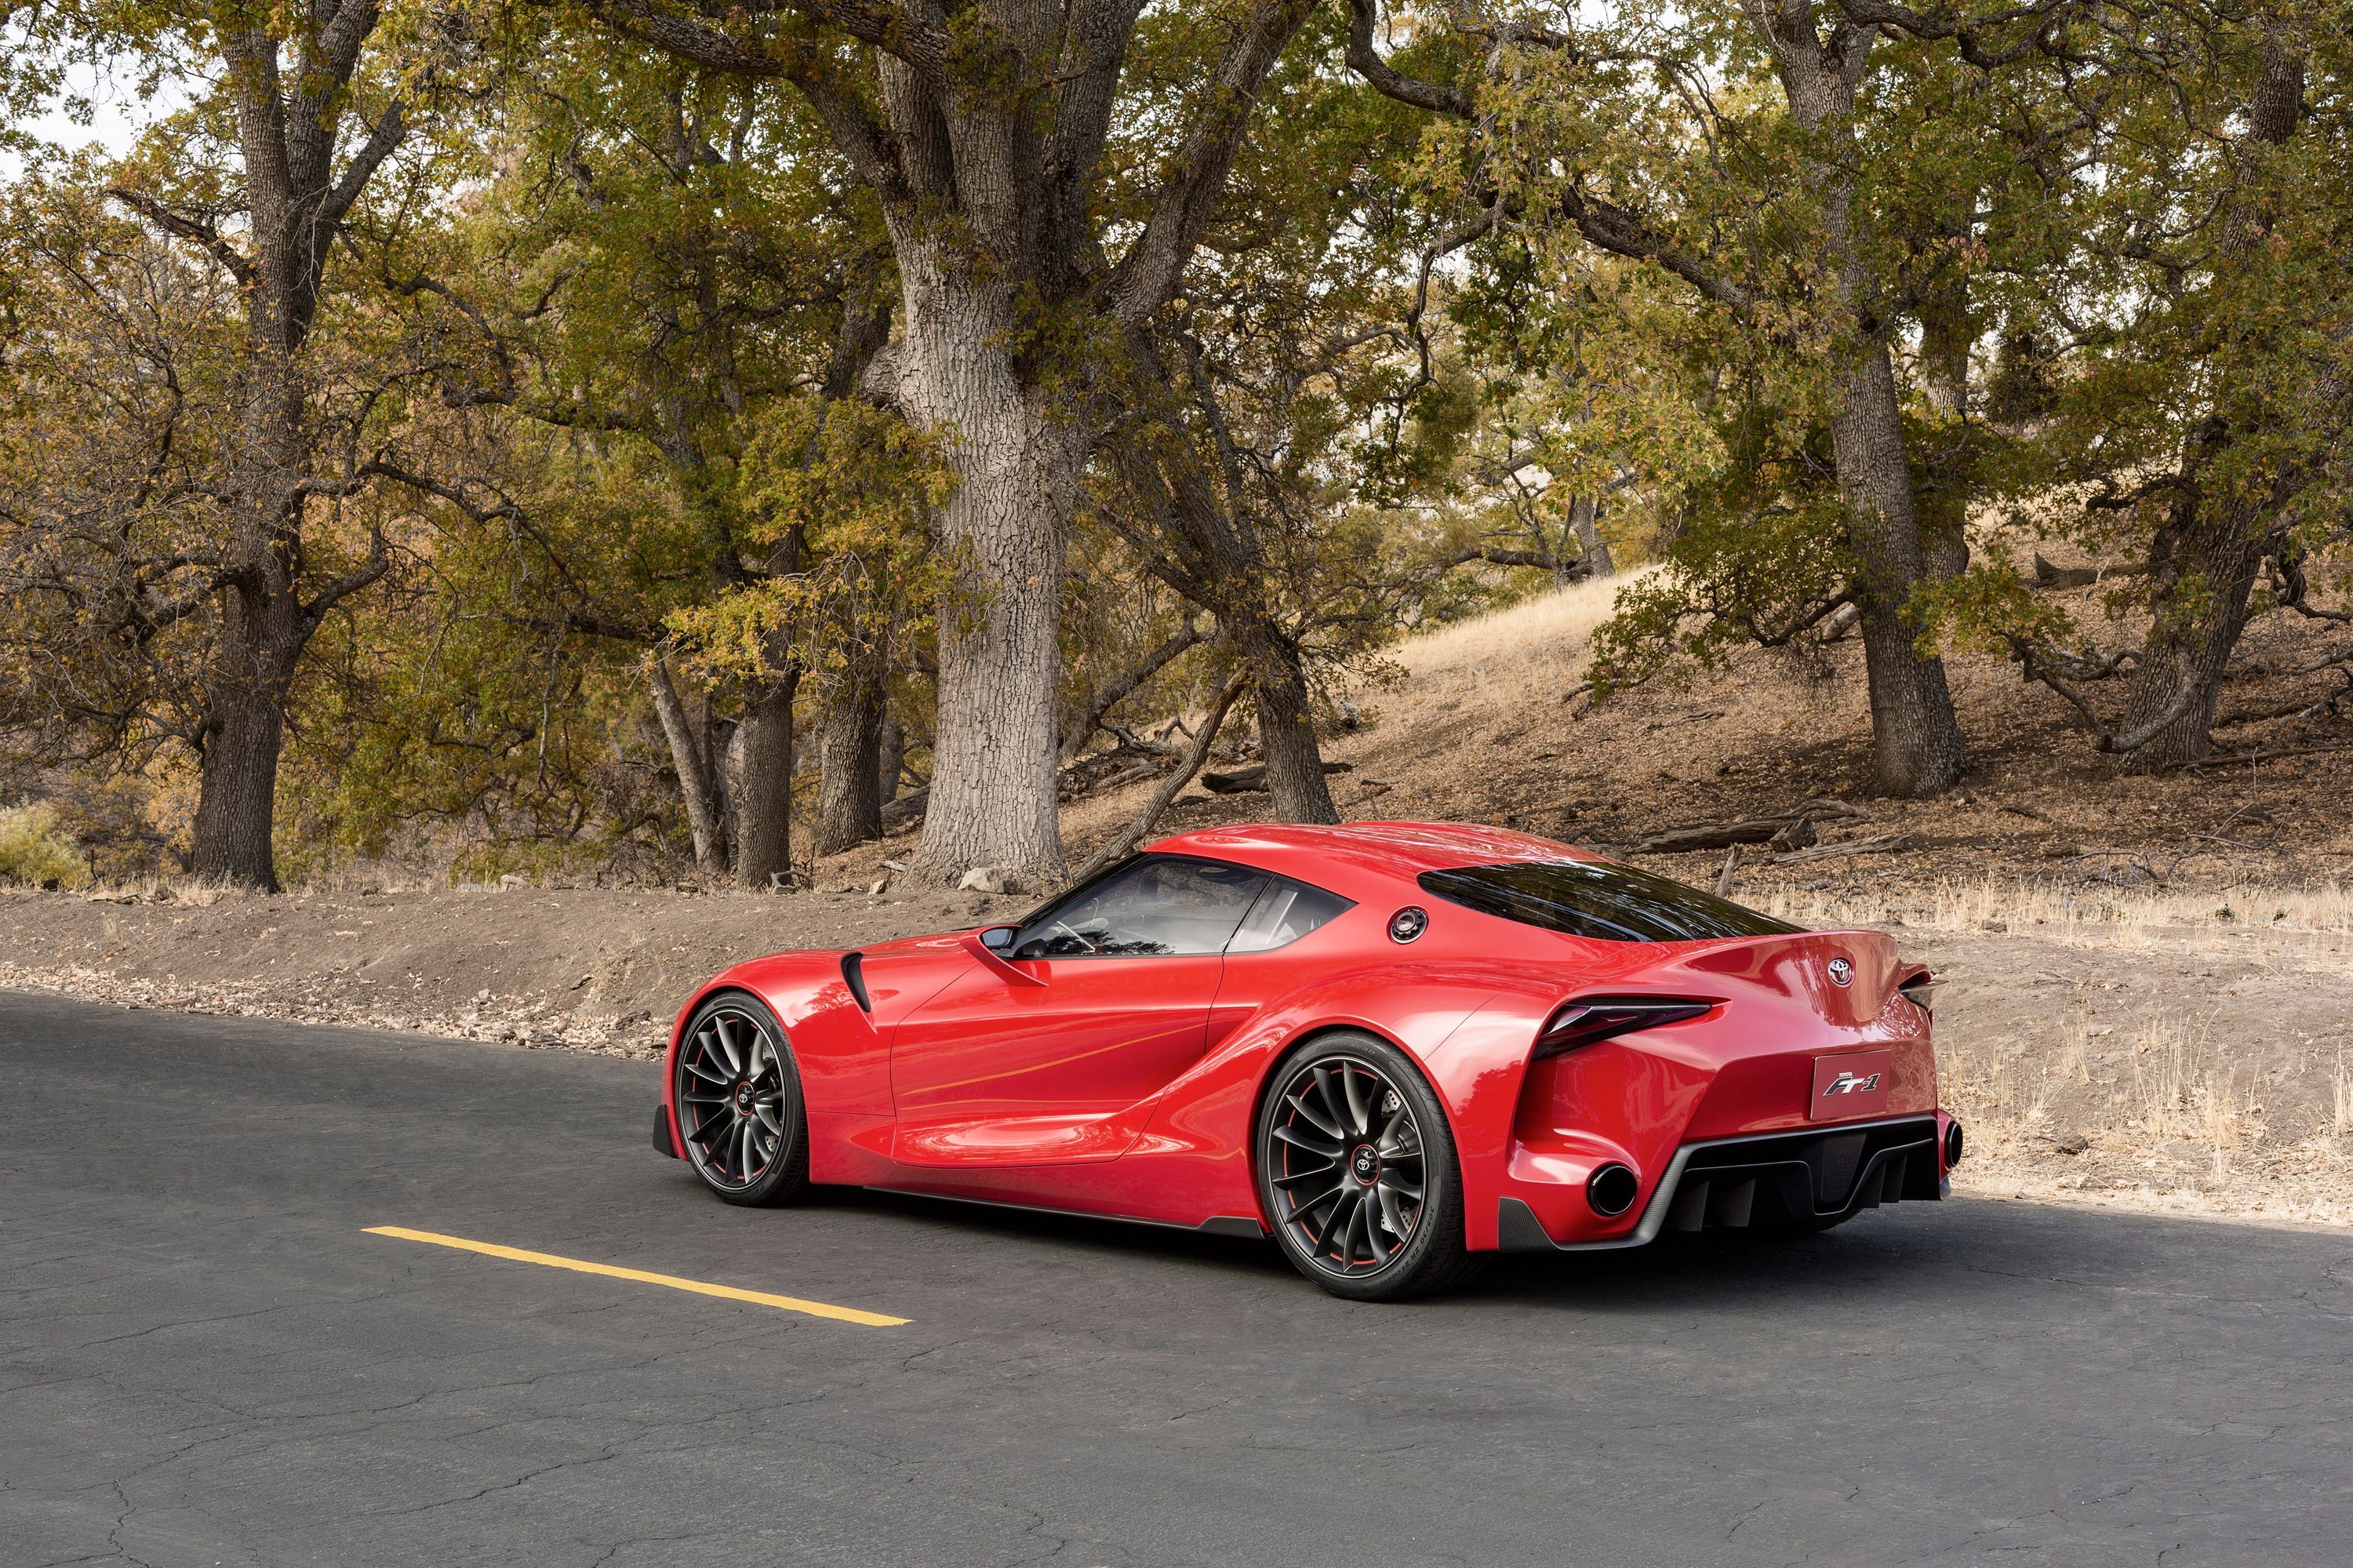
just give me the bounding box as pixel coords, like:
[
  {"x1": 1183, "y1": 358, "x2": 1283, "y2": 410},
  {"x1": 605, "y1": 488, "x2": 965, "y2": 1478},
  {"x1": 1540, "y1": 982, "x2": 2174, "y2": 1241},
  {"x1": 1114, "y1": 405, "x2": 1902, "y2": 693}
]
[{"x1": 1049, "y1": 918, "x2": 1099, "y2": 955}]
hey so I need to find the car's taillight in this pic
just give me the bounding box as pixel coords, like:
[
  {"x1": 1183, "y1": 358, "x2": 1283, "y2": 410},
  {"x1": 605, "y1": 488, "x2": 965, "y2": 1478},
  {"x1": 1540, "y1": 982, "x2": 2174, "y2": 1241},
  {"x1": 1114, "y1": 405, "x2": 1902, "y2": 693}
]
[
  {"x1": 1899, "y1": 974, "x2": 1941, "y2": 1014},
  {"x1": 1533, "y1": 996, "x2": 1714, "y2": 1059}
]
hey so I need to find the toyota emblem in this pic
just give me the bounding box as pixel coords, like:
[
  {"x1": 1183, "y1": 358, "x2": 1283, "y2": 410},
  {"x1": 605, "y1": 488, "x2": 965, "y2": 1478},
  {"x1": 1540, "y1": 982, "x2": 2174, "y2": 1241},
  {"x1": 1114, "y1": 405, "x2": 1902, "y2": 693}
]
[{"x1": 1827, "y1": 956, "x2": 1853, "y2": 988}]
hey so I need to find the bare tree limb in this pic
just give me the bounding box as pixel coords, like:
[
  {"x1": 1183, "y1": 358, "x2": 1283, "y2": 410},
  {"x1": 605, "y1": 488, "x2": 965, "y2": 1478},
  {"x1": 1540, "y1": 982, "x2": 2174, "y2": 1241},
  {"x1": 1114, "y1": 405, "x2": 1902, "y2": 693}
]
[
  {"x1": 1067, "y1": 671, "x2": 1249, "y2": 886},
  {"x1": 1340, "y1": 3, "x2": 1757, "y2": 315},
  {"x1": 1438, "y1": 544, "x2": 1593, "y2": 575},
  {"x1": 1061, "y1": 620, "x2": 1211, "y2": 759},
  {"x1": 320, "y1": 100, "x2": 406, "y2": 227},
  {"x1": 106, "y1": 191, "x2": 254, "y2": 286}
]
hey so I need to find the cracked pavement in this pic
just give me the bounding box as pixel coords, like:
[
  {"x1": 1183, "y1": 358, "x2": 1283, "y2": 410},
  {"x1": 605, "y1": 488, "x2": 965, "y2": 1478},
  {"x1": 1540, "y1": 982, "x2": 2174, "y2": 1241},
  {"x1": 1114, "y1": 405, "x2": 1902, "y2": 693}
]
[{"x1": 4, "y1": 991, "x2": 2349, "y2": 1566}]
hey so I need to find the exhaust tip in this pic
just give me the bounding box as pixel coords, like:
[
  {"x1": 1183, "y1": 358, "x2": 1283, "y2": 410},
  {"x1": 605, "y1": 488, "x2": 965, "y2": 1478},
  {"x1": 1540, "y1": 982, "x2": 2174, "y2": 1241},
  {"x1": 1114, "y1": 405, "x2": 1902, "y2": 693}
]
[
  {"x1": 1944, "y1": 1120, "x2": 1966, "y2": 1169},
  {"x1": 1587, "y1": 1163, "x2": 1639, "y2": 1218}
]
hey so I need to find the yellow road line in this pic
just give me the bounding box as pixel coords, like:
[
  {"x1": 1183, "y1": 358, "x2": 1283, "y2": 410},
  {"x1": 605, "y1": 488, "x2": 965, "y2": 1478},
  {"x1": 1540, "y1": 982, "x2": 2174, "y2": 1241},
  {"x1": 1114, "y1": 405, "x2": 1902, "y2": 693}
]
[{"x1": 363, "y1": 1226, "x2": 908, "y2": 1326}]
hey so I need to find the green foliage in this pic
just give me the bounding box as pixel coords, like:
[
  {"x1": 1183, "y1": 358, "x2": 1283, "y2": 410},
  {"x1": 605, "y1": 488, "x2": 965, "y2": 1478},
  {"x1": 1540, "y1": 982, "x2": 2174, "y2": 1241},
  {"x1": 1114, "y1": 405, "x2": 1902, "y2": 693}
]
[
  {"x1": 669, "y1": 396, "x2": 953, "y2": 686},
  {"x1": 6, "y1": 0, "x2": 2350, "y2": 876},
  {"x1": 0, "y1": 803, "x2": 91, "y2": 889},
  {"x1": 1589, "y1": 489, "x2": 1854, "y2": 691},
  {"x1": 275, "y1": 429, "x2": 703, "y2": 875}
]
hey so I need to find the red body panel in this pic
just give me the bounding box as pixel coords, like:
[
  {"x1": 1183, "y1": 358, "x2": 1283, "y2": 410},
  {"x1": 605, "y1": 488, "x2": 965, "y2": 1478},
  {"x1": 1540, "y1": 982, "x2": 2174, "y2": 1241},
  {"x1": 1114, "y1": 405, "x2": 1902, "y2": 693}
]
[{"x1": 659, "y1": 821, "x2": 1948, "y2": 1249}]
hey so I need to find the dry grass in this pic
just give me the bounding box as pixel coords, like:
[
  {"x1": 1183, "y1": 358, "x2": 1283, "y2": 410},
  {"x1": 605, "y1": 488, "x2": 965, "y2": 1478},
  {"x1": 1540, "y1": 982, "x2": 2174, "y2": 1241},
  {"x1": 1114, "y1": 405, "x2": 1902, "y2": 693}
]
[
  {"x1": 1392, "y1": 568, "x2": 1652, "y2": 684},
  {"x1": 76, "y1": 864, "x2": 601, "y2": 904},
  {"x1": 2123, "y1": 1013, "x2": 2260, "y2": 1173},
  {"x1": 1757, "y1": 874, "x2": 2353, "y2": 940},
  {"x1": 77, "y1": 871, "x2": 242, "y2": 908},
  {"x1": 1937, "y1": 1008, "x2": 2260, "y2": 1182}
]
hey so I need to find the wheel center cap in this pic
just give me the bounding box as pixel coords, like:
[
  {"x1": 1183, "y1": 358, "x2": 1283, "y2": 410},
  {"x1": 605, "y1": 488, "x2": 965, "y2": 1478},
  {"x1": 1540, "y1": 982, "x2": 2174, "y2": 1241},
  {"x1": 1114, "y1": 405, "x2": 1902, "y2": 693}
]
[
  {"x1": 733, "y1": 1082, "x2": 755, "y2": 1114},
  {"x1": 1350, "y1": 1144, "x2": 1380, "y2": 1183}
]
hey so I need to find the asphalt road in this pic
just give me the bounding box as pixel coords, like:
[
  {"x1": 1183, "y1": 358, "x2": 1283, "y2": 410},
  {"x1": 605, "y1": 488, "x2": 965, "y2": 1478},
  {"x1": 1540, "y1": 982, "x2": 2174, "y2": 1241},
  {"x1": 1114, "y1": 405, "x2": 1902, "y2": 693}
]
[{"x1": 4, "y1": 991, "x2": 2349, "y2": 1567}]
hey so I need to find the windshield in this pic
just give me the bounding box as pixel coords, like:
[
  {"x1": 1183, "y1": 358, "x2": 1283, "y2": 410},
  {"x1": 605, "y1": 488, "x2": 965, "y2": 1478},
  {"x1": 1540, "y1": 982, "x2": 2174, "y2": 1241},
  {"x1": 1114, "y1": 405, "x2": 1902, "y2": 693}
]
[{"x1": 1416, "y1": 860, "x2": 1802, "y2": 943}]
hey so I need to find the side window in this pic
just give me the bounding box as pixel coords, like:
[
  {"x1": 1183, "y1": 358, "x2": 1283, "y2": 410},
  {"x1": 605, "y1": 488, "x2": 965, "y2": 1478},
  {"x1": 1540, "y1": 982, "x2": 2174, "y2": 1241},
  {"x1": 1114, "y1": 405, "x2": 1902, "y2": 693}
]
[
  {"x1": 1012, "y1": 857, "x2": 1269, "y2": 959},
  {"x1": 1227, "y1": 877, "x2": 1355, "y2": 953}
]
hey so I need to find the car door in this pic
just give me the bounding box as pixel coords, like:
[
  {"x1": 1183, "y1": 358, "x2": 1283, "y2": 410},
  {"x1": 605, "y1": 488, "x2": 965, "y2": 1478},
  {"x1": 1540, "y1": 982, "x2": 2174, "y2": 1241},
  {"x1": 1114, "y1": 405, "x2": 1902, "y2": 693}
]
[{"x1": 889, "y1": 857, "x2": 1268, "y2": 1166}]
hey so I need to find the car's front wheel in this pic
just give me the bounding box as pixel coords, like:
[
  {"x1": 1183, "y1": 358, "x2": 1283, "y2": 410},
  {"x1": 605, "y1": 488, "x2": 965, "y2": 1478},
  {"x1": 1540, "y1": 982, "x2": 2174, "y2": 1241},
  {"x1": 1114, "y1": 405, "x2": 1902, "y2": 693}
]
[
  {"x1": 1254, "y1": 1033, "x2": 1475, "y2": 1301},
  {"x1": 672, "y1": 993, "x2": 810, "y2": 1206}
]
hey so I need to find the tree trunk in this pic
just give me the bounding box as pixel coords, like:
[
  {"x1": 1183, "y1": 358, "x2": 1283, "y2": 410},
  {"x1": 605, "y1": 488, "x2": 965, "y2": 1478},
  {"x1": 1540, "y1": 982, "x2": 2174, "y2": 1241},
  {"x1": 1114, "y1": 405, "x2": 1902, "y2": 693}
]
[
  {"x1": 813, "y1": 675, "x2": 886, "y2": 855},
  {"x1": 192, "y1": 292, "x2": 309, "y2": 889},
  {"x1": 1568, "y1": 495, "x2": 1613, "y2": 579},
  {"x1": 646, "y1": 653, "x2": 729, "y2": 871},
  {"x1": 878, "y1": 711, "x2": 904, "y2": 805},
  {"x1": 2108, "y1": 42, "x2": 2307, "y2": 773},
  {"x1": 2108, "y1": 539, "x2": 2267, "y2": 773},
  {"x1": 1771, "y1": 29, "x2": 1968, "y2": 799},
  {"x1": 733, "y1": 668, "x2": 800, "y2": 889},
  {"x1": 175, "y1": 22, "x2": 403, "y2": 890},
  {"x1": 189, "y1": 584, "x2": 304, "y2": 890},
  {"x1": 1916, "y1": 280, "x2": 1973, "y2": 580},
  {"x1": 1833, "y1": 344, "x2": 1971, "y2": 796},
  {"x1": 2108, "y1": 444, "x2": 2274, "y2": 772},
  {"x1": 892, "y1": 249, "x2": 1084, "y2": 886},
  {"x1": 1236, "y1": 618, "x2": 1339, "y2": 824}
]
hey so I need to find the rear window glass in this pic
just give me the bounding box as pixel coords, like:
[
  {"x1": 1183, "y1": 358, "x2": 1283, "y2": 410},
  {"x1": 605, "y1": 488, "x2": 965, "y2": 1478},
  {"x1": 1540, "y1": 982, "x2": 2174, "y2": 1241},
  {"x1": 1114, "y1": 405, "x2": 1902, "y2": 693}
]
[{"x1": 1416, "y1": 860, "x2": 1802, "y2": 943}]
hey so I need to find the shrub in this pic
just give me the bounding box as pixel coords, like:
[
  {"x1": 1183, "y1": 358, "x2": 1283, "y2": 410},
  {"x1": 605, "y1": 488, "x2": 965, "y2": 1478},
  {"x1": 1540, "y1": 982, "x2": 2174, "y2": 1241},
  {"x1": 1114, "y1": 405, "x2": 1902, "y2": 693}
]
[{"x1": 0, "y1": 803, "x2": 93, "y2": 890}]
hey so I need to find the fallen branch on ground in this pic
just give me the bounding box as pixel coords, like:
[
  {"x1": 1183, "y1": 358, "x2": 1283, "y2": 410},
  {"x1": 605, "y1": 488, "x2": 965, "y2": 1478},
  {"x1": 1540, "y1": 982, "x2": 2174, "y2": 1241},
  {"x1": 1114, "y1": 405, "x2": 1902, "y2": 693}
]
[
  {"x1": 2163, "y1": 740, "x2": 2353, "y2": 772},
  {"x1": 881, "y1": 787, "x2": 928, "y2": 831},
  {"x1": 1635, "y1": 817, "x2": 1817, "y2": 853},
  {"x1": 1628, "y1": 799, "x2": 1868, "y2": 855},
  {"x1": 1771, "y1": 831, "x2": 1916, "y2": 864},
  {"x1": 1200, "y1": 760, "x2": 1353, "y2": 795}
]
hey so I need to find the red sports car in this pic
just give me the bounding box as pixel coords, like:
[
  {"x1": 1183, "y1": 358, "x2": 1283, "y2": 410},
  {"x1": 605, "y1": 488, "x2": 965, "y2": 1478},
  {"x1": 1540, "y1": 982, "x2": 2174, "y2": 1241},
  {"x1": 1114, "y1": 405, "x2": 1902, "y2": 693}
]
[{"x1": 654, "y1": 821, "x2": 1962, "y2": 1300}]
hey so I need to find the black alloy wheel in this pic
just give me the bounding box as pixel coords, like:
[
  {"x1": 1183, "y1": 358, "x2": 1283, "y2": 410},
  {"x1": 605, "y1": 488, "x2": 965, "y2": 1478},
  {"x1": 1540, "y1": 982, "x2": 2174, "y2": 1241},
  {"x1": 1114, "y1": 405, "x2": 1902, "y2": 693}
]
[
  {"x1": 673, "y1": 994, "x2": 809, "y2": 1206},
  {"x1": 1255, "y1": 1032, "x2": 1474, "y2": 1301}
]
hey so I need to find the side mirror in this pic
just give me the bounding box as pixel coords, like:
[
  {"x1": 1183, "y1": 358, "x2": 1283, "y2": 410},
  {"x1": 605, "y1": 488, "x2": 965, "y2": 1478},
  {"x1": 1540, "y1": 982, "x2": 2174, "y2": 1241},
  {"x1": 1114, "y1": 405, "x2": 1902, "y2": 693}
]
[{"x1": 961, "y1": 926, "x2": 1046, "y2": 988}]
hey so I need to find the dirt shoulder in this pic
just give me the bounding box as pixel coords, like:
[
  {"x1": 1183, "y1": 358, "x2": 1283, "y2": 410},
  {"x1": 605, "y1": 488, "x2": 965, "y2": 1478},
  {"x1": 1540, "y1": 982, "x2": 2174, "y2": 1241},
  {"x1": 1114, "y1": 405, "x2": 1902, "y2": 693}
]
[
  {"x1": 7, "y1": 882, "x2": 2348, "y2": 1229},
  {"x1": 0, "y1": 882, "x2": 1006, "y2": 1056}
]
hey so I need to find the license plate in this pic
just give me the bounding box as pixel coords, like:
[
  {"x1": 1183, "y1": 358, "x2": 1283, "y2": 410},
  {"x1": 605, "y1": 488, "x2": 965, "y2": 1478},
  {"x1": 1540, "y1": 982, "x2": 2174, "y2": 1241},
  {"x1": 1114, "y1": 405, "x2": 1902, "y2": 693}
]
[{"x1": 1810, "y1": 1049, "x2": 1893, "y2": 1120}]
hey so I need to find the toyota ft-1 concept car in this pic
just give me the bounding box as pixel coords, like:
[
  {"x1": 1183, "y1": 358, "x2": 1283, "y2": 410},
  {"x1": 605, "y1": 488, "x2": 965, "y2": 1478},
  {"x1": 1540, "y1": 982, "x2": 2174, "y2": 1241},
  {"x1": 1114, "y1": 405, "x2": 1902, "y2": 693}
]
[{"x1": 653, "y1": 820, "x2": 1963, "y2": 1300}]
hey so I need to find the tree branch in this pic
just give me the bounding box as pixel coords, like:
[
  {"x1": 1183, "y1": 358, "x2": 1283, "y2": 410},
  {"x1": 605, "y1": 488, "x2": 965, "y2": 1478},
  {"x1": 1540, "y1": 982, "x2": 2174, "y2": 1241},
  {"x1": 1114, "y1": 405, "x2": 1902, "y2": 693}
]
[
  {"x1": 1060, "y1": 620, "x2": 1211, "y2": 759},
  {"x1": 1344, "y1": 0, "x2": 1474, "y2": 118},
  {"x1": 1066, "y1": 670, "x2": 1249, "y2": 886},
  {"x1": 1438, "y1": 544, "x2": 1593, "y2": 576},
  {"x1": 321, "y1": 100, "x2": 406, "y2": 227},
  {"x1": 594, "y1": 0, "x2": 906, "y2": 196},
  {"x1": 106, "y1": 190, "x2": 254, "y2": 286},
  {"x1": 302, "y1": 536, "x2": 392, "y2": 623},
  {"x1": 1341, "y1": 3, "x2": 1756, "y2": 315},
  {"x1": 1107, "y1": 0, "x2": 1320, "y2": 326}
]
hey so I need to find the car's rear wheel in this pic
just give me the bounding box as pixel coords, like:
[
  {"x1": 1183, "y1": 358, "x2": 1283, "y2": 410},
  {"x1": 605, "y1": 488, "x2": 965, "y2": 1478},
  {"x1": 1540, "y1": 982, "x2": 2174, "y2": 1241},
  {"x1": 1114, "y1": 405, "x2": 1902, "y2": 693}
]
[
  {"x1": 673, "y1": 993, "x2": 809, "y2": 1206},
  {"x1": 1254, "y1": 1033, "x2": 1475, "y2": 1302}
]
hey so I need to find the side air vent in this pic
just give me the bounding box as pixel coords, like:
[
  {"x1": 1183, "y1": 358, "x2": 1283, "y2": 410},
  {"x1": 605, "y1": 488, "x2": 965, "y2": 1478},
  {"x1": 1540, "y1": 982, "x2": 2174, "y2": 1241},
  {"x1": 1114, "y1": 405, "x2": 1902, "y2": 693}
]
[{"x1": 840, "y1": 951, "x2": 872, "y2": 1013}]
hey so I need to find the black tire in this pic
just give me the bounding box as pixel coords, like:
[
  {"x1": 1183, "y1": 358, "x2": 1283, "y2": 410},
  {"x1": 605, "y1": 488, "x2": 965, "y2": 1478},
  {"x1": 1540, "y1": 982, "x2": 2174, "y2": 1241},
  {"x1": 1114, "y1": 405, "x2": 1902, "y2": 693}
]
[
  {"x1": 672, "y1": 992, "x2": 810, "y2": 1207},
  {"x1": 1253, "y1": 1031, "x2": 1475, "y2": 1302}
]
